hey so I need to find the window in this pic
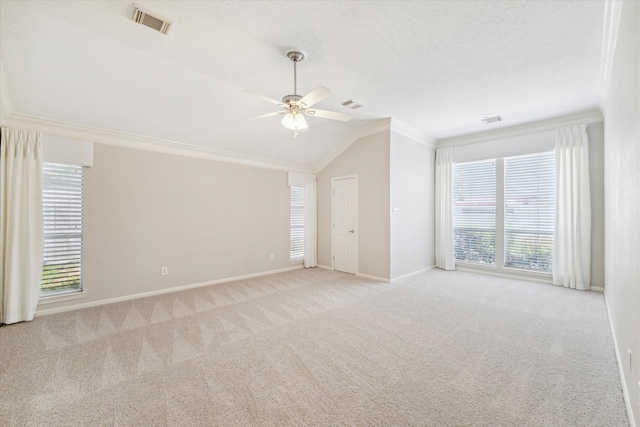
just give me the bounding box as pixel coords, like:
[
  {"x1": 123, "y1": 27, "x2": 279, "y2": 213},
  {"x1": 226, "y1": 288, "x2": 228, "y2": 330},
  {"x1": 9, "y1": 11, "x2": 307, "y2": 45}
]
[
  {"x1": 452, "y1": 152, "x2": 555, "y2": 274},
  {"x1": 290, "y1": 187, "x2": 305, "y2": 262},
  {"x1": 42, "y1": 162, "x2": 83, "y2": 295},
  {"x1": 453, "y1": 159, "x2": 496, "y2": 265},
  {"x1": 504, "y1": 152, "x2": 554, "y2": 272}
]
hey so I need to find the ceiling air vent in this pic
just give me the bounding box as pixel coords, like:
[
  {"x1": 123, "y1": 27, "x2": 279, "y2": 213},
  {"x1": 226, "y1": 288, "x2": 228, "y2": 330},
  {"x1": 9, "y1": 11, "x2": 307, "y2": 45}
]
[
  {"x1": 133, "y1": 5, "x2": 172, "y2": 35},
  {"x1": 342, "y1": 100, "x2": 363, "y2": 110},
  {"x1": 480, "y1": 114, "x2": 502, "y2": 124}
]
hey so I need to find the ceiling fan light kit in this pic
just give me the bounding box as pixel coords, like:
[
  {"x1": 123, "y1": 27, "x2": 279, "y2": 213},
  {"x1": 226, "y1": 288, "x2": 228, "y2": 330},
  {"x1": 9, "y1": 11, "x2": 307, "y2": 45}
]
[{"x1": 244, "y1": 49, "x2": 351, "y2": 137}]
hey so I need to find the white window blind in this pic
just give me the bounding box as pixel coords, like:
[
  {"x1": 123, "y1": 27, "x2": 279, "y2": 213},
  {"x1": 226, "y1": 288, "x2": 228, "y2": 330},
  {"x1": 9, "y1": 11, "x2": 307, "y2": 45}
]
[
  {"x1": 504, "y1": 152, "x2": 554, "y2": 272},
  {"x1": 290, "y1": 187, "x2": 305, "y2": 262},
  {"x1": 42, "y1": 162, "x2": 83, "y2": 294},
  {"x1": 453, "y1": 159, "x2": 496, "y2": 265}
]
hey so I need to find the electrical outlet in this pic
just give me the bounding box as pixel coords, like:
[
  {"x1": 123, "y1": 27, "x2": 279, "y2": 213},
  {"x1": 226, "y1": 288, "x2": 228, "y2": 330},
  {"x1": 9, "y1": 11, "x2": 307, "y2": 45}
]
[
  {"x1": 270, "y1": 253, "x2": 275, "y2": 261},
  {"x1": 161, "y1": 266, "x2": 168, "y2": 276}
]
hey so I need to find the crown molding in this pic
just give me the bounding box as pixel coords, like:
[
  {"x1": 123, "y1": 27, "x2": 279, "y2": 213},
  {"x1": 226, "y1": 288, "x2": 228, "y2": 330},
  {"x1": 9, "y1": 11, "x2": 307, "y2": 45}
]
[
  {"x1": 2, "y1": 112, "x2": 314, "y2": 173},
  {"x1": 436, "y1": 109, "x2": 603, "y2": 149},
  {"x1": 313, "y1": 118, "x2": 391, "y2": 173},
  {"x1": 390, "y1": 119, "x2": 436, "y2": 148}
]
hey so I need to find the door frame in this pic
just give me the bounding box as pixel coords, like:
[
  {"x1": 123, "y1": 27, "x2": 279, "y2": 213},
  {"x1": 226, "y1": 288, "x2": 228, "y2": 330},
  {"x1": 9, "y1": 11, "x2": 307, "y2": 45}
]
[{"x1": 331, "y1": 175, "x2": 358, "y2": 273}]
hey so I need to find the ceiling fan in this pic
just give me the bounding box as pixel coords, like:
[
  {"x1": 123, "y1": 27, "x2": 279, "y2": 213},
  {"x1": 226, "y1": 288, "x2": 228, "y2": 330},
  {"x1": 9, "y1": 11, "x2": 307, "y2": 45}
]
[{"x1": 243, "y1": 50, "x2": 351, "y2": 137}]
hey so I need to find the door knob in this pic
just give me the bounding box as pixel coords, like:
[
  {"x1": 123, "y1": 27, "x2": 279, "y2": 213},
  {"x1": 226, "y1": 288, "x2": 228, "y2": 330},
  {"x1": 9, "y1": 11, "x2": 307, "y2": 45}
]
[{"x1": 349, "y1": 230, "x2": 355, "y2": 233}]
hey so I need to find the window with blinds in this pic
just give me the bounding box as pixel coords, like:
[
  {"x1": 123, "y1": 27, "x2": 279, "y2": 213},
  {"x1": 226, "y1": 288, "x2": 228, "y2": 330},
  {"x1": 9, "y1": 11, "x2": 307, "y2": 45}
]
[
  {"x1": 290, "y1": 187, "x2": 305, "y2": 262},
  {"x1": 453, "y1": 159, "x2": 496, "y2": 265},
  {"x1": 42, "y1": 163, "x2": 83, "y2": 295},
  {"x1": 504, "y1": 152, "x2": 554, "y2": 272}
]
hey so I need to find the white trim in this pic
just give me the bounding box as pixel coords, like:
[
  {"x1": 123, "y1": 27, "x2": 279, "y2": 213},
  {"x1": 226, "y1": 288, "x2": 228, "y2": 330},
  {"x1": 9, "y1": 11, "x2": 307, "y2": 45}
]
[
  {"x1": 391, "y1": 266, "x2": 435, "y2": 282},
  {"x1": 2, "y1": 112, "x2": 313, "y2": 173},
  {"x1": 317, "y1": 264, "x2": 333, "y2": 270},
  {"x1": 34, "y1": 265, "x2": 303, "y2": 317},
  {"x1": 332, "y1": 175, "x2": 358, "y2": 274},
  {"x1": 390, "y1": 119, "x2": 436, "y2": 147},
  {"x1": 39, "y1": 290, "x2": 85, "y2": 305},
  {"x1": 455, "y1": 263, "x2": 553, "y2": 285},
  {"x1": 603, "y1": 289, "x2": 637, "y2": 427},
  {"x1": 590, "y1": 286, "x2": 605, "y2": 293},
  {"x1": 601, "y1": 0, "x2": 623, "y2": 94},
  {"x1": 355, "y1": 272, "x2": 390, "y2": 283},
  {"x1": 436, "y1": 110, "x2": 603, "y2": 149},
  {"x1": 314, "y1": 119, "x2": 391, "y2": 172}
]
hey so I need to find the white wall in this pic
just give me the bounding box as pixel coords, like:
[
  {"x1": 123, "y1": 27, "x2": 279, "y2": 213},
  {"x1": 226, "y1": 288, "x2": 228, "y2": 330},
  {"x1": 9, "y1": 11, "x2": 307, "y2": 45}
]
[
  {"x1": 390, "y1": 131, "x2": 435, "y2": 279},
  {"x1": 317, "y1": 131, "x2": 391, "y2": 280},
  {"x1": 38, "y1": 143, "x2": 293, "y2": 312},
  {"x1": 602, "y1": 1, "x2": 640, "y2": 424}
]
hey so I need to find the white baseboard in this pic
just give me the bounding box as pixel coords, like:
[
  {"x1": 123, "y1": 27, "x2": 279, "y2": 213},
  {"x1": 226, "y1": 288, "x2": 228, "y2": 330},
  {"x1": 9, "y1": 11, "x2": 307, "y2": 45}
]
[
  {"x1": 455, "y1": 264, "x2": 554, "y2": 285},
  {"x1": 603, "y1": 290, "x2": 637, "y2": 427},
  {"x1": 355, "y1": 272, "x2": 390, "y2": 283},
  {"x1": 35, "y1": 265, "x2": 303, "y2": 317},
  {"x1": 391, "y1": 265, "x2": 436, "y2": 282},
  {"x1": 590, "y1": 286, "x2": 605, "y2": 293},
  {"x1": 317, "y1": 264, "x2": 333, "y2": 271}
]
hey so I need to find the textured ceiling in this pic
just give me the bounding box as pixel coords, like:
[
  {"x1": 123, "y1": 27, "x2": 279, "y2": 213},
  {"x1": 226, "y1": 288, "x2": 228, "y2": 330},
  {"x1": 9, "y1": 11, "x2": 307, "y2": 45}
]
[{"x1": 0, "y1": 1, "x2": 605, "y2": 167}]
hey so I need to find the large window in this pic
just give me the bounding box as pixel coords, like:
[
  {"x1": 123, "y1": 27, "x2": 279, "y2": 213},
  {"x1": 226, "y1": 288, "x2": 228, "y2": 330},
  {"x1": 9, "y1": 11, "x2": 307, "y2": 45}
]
[
  {"x1": 504, "y1": 152, "x2": 554, "y2": 272},
  {"x1": 42, "y1": 163, "x2": 83, "y2": 295},
  {"x1": 453, "y1": 152, "x2": 555, "y2": 273},
  {"x1": 290, "y1": 187, "x2": 305, "y2": 262},
  {"x1": 453, "y1": 159, "x2": 496, "y2": 265}
]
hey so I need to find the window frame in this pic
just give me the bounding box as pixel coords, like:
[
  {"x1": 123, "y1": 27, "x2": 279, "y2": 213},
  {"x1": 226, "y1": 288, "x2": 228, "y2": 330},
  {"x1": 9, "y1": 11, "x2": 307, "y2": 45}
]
[
  {"x1": 452, "y1": 152, "x2": 555, "y2": 278},
  {"x1": 41, "y1": 162, "x2": 84, "y2": 297},
  {"x1": 290, "y1": 186, "x2": 305, "y2": 263}
]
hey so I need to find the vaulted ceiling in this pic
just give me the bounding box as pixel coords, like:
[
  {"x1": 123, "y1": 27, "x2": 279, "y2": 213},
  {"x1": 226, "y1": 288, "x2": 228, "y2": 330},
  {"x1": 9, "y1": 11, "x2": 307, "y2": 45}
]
[{"x1": 0, "y1": 1, "x2": 605, "y2": 169}]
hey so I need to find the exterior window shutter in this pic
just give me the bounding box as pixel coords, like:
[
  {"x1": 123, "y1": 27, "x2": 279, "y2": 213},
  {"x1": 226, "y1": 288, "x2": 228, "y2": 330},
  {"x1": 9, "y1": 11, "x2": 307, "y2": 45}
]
[
  {"x1": 42, "y1": 162, "x2": 83, "y2": 294},
  {"x1": 504, "y1": 152, "x2": 554, "y2": 272},
  {"x1": 290, "y1": 187, "x2": 305, "y2": 262},
  {"x1": 453, "y1": 159, "x2": 496, "y2": 265}
]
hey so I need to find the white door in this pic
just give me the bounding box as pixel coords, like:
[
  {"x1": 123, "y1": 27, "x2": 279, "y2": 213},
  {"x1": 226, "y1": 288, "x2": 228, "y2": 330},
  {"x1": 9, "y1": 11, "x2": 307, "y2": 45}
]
[{"x1": 332, "y1": 177, "x2": 357, "y2": 274}]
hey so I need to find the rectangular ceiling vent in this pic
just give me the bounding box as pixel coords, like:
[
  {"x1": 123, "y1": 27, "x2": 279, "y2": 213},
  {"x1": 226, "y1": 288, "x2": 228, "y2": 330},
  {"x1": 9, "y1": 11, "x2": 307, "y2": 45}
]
[
  {"x1": 342, "y1": 100, "x2": 363, "y2": 110},
  {"x1": 481, "y1": 115, "x2": 502, "y2": 124},
  {"x1": 133, "y1": 5, "x2": 172, "y2": 35}
]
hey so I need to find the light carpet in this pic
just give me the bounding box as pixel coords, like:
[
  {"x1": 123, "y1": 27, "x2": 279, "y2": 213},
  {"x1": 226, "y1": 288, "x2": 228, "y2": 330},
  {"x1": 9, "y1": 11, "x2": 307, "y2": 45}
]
[{"x1": 0, "y1": 268, "x2": 629, "y2": 426}]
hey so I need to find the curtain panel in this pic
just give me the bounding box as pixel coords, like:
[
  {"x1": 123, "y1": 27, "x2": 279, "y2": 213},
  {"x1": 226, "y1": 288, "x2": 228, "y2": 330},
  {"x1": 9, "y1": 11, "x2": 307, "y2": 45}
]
[
  {"x1": 553, "y1": 125, "x2": 591, "y2": 290},
  {"x1": 0, "y1": 127, "x2": 44, "y2": 324},
  {"x1": 435, "y1": 147, "x2": 455, "y2": 270}
]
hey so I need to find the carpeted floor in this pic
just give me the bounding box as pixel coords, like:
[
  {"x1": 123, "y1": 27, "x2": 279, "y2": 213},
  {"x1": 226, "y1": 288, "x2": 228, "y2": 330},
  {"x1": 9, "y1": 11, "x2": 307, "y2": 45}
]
[{"x1": 0, "y1": 268, "x2": 629, "y2": 426}]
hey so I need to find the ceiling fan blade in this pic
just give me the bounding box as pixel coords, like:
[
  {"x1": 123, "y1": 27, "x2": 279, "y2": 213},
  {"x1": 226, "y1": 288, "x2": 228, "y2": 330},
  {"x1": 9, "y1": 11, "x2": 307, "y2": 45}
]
[
  {"x1": 248, "y1": 111, "x2": 286, "y2": 120},
  {"x1": 242, "y1": 90, "x2": 285, "y2": 107},
  {"x1": 305, "y1": 109, "x2": 352, "y2": 122},
  {"x1": 299, "y1": 86, "x2": 331, "y2": 108}
]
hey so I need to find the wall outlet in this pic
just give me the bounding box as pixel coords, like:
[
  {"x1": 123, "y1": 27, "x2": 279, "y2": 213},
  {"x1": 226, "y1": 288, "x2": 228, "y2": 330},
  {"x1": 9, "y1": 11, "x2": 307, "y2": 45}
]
[
  {"x1": 270, "y1": 253, "x2": 275, "y2": 261},
  {"x1": 161, "y1": 266, "x2": 168, "y2": 276}
]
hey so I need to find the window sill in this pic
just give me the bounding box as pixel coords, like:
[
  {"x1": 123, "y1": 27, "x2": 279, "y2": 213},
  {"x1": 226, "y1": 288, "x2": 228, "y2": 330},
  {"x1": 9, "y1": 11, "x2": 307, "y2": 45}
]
[{"x1": 39, "y1": 290, "x2": 85, "y2": 305}]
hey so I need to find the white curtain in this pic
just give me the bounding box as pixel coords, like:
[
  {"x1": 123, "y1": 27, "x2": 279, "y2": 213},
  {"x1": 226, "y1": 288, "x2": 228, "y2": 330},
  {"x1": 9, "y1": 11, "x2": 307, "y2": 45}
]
[
  {"x1": 303, "y1": 174, "x2": 317, "y2": 268},
  {"x1": 553, "y1": 125, "x2": 591, "y2": 290},
  {"x1": 0, "y1": 127, "x2": 44, "y2": 324},
  {"x1": 435, "y1": 147, "x2": 455, "y2": 270}
]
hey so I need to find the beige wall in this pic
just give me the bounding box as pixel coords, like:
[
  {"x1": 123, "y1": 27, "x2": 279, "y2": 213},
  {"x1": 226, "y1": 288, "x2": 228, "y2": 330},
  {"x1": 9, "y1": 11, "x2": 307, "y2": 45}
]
[
  {"x1": 317, "y1": 131, "x2": 391, "y2": 280},
  {"x1": 390, "y1": 131, "x2": 435, "y2": 279},
  {"x1": 603, "y1": 1, "x2": 640, "y2": 423},
  {"x1": 587, "y1": 122, "x2": 605, "y2": 287},
  {"x1": 39, "y1": 143, "x2": 292, "y2": 312}
]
